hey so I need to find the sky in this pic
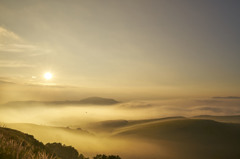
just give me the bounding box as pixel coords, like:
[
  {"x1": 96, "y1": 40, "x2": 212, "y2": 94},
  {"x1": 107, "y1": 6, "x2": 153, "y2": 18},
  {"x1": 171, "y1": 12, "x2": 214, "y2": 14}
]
[{"x1": 0, "y1": 0, "x2": 240, "y2": 102}]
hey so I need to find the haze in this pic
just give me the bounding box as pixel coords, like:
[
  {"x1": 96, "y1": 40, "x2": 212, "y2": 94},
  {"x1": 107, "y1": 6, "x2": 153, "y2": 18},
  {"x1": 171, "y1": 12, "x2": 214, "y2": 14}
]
[
  {"x1": 1, "y1": 1, "x2": 240, "y2": 159},
  {"x1": 1, "y1": 0, "x2": 240, "y2": 102}
]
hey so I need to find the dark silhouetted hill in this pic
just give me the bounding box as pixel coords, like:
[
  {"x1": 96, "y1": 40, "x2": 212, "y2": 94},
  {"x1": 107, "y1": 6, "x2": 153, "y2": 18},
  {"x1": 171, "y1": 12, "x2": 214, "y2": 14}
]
[
  {"x1": 0, "y1": 126, "x2": 54, "y2": 159},
  {"x1": 4, "y1": 97, "x2": 119, "y2": 107},
  {"x1": 77, "y1": 97, "x2": 119, "y2": 105},
  {"x1": 114, "y1": 119, "x2": 240, "y2": 142},
  {"x1": 212, "y1": 96, "x2": 240, "y2": 99},
  {"x1": 193, "y1": 115, "x2": 240, "y2": 123},
  {"x1": 0, "y1": 127, "x2": 120, "y2": 159},
  {"x1": 113, "y1": 119, "x2": 240, "y2": 159}
]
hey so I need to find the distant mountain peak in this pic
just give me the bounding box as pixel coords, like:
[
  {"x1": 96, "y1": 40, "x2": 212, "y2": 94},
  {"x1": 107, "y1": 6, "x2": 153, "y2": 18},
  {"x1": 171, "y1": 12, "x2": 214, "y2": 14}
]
[
  {"x1": 79, "y1": 97, "x2": 119, "y2": 105},
  {"x1": 212, "y1": 96, "x2": 240, "y2": 99},
  {"x1": 4, "y1": 97, "x2": 119, "y2": 107}
]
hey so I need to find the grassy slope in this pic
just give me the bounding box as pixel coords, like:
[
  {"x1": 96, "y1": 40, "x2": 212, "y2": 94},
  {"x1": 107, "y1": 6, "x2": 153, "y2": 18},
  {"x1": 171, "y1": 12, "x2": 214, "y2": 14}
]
[
  {"x1": 0, "y1": 127, "x2": 54, "y2": 159},
  {"x1": 113, "y1": 119, "x2": 240, "y2": 159},
  {"x1": 0, "y1": 127, "x2": 120, "y2": 159},
  {"x1": 3, "y1": 117, "x2": 240, "y2": 159},
  {"x1": 114, "y1": 119, "x2": 240, "y2": 140}
]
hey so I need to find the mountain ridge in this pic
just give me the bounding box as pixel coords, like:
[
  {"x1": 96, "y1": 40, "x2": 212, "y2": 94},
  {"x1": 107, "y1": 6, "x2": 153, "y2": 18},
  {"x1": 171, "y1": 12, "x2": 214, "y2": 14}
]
[{"x1": 3, "y1": 97, "x2": 119, "y2": 107}]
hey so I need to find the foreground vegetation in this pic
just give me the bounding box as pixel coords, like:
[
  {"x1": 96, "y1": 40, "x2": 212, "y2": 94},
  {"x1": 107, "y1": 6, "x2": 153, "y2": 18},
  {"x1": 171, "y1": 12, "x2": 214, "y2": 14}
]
[{"x1": 0, "y1": 127, "x2": 120, "y2": 159}]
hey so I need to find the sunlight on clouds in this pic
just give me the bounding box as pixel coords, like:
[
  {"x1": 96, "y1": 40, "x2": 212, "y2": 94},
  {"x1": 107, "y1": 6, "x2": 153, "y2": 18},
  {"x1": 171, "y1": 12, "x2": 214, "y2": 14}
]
[
  {"x1": 0, "y1": 26, "x2": 52, "y2": 54},
  {"x1": 0, "y1": 27, "x2": 21, "y2": 42},
  {"x1": 0, "y1": 60, "x2": 34, "y2": 68}
]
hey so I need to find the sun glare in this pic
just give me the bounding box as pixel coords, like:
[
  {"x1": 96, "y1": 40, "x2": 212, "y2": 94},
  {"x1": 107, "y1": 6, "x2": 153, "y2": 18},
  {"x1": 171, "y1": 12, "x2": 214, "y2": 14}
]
[{"x1": 44, "y1": 72, "x2": 52, "y2": 80}]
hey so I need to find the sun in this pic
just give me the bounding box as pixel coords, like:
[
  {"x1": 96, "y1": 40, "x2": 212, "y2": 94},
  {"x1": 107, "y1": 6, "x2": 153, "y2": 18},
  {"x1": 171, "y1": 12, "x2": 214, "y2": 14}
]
[{"x1": 44, "y1": 72, "x2": 53, "y2": 80}]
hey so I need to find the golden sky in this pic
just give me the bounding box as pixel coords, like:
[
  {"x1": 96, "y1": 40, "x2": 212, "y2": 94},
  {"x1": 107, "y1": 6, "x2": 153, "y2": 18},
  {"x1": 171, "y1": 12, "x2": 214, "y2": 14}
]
[{"x1": 0, "y1": 0, "x2": 240, "y2": 102}]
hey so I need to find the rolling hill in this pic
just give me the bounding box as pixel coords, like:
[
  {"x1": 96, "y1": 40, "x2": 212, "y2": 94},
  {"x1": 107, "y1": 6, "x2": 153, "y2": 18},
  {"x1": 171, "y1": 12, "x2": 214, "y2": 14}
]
[
  {"x1": 3, "y1": 116, "x2": 240, "y2": 159},
  {"x1": 87, "y1": 116, "x2": 185, "y2": 133},
  {"x1": 113, "y1": 118, "x2": 240, "y2": 159},
  {"x1": 114, "y1": 119, "x2": 240, "y2": 142}
]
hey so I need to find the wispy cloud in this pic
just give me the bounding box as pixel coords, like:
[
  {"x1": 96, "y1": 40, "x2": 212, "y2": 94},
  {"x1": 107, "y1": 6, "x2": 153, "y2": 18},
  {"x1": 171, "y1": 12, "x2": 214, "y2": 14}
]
[
  {"x1": 194, "y1": 107, "x2": 223, "y2": 113},
  {"x1": 0, "y1": 43, "x2": 39, "y2": 53},
  {"x1": 0, "y1": 79, "x2": 16, "y2": 85},
  {"x1": 0, "y1": 60, "x2": 34, "y2": 68},
  {"x1": 0, "y1": 27, "x2": 51, "y2": 55},
  {"x1": 0, "y1": 27, "x2": 21, "y2": 41}
]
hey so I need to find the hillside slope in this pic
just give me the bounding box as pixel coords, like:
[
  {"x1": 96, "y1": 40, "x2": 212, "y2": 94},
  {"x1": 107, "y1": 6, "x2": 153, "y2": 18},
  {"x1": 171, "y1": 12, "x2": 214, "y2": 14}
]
[
  {"x1": 0, "y1": 127, "x2": 120, "y2": 159},
  {"x1": 0, "y1": 127, "x2": 55, "y2": 159},
  {"x1": 114, "y1": 119, "x2": 240, "y2": 142},
  {"x1": 88, "y1": 116, "x2": 185, "y2": 133},
  {"x1": 114, "y1": 119, "x2": 240, "y2": 159}
]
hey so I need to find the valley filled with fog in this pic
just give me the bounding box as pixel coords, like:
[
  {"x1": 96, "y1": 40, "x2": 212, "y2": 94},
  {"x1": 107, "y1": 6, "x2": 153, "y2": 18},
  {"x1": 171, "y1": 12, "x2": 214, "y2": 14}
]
[{"x1": 1, "y1": 97, "x2": 240, "y2": 159}]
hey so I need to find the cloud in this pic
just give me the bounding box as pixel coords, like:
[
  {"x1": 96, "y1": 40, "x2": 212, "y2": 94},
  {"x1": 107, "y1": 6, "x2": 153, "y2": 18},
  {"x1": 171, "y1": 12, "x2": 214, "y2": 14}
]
[
  {"x1": 194, "y1": 107, "x2": 223, "y2": 113},
  {"x1": 0, "y1": 27, "x2": 21, "y2": 42},
  {"x1": 118, "y1": 101, "x2": 153, "y2": 109},
  {"x1": 0, "y1": 79, "x2": 16, "y2": 85},
  {"x1": 0, "y1": 60, "x2": 34, "y2": 68},
  {"x1": 0, "y1": 43, "x2": 39, "y2": 53},
  {"x1": 194, "y1": 99, "x2": 222, "y2": 105},
  {"x1": 0, "y1": 27, "x2": 51, "y2": 55}
]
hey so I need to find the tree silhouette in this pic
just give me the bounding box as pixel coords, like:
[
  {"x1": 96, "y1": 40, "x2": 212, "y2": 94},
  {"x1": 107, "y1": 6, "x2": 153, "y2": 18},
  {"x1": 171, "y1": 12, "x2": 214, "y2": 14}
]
[{"x1": 93, "y1": 154, "x2": 121, "y2": 159}]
